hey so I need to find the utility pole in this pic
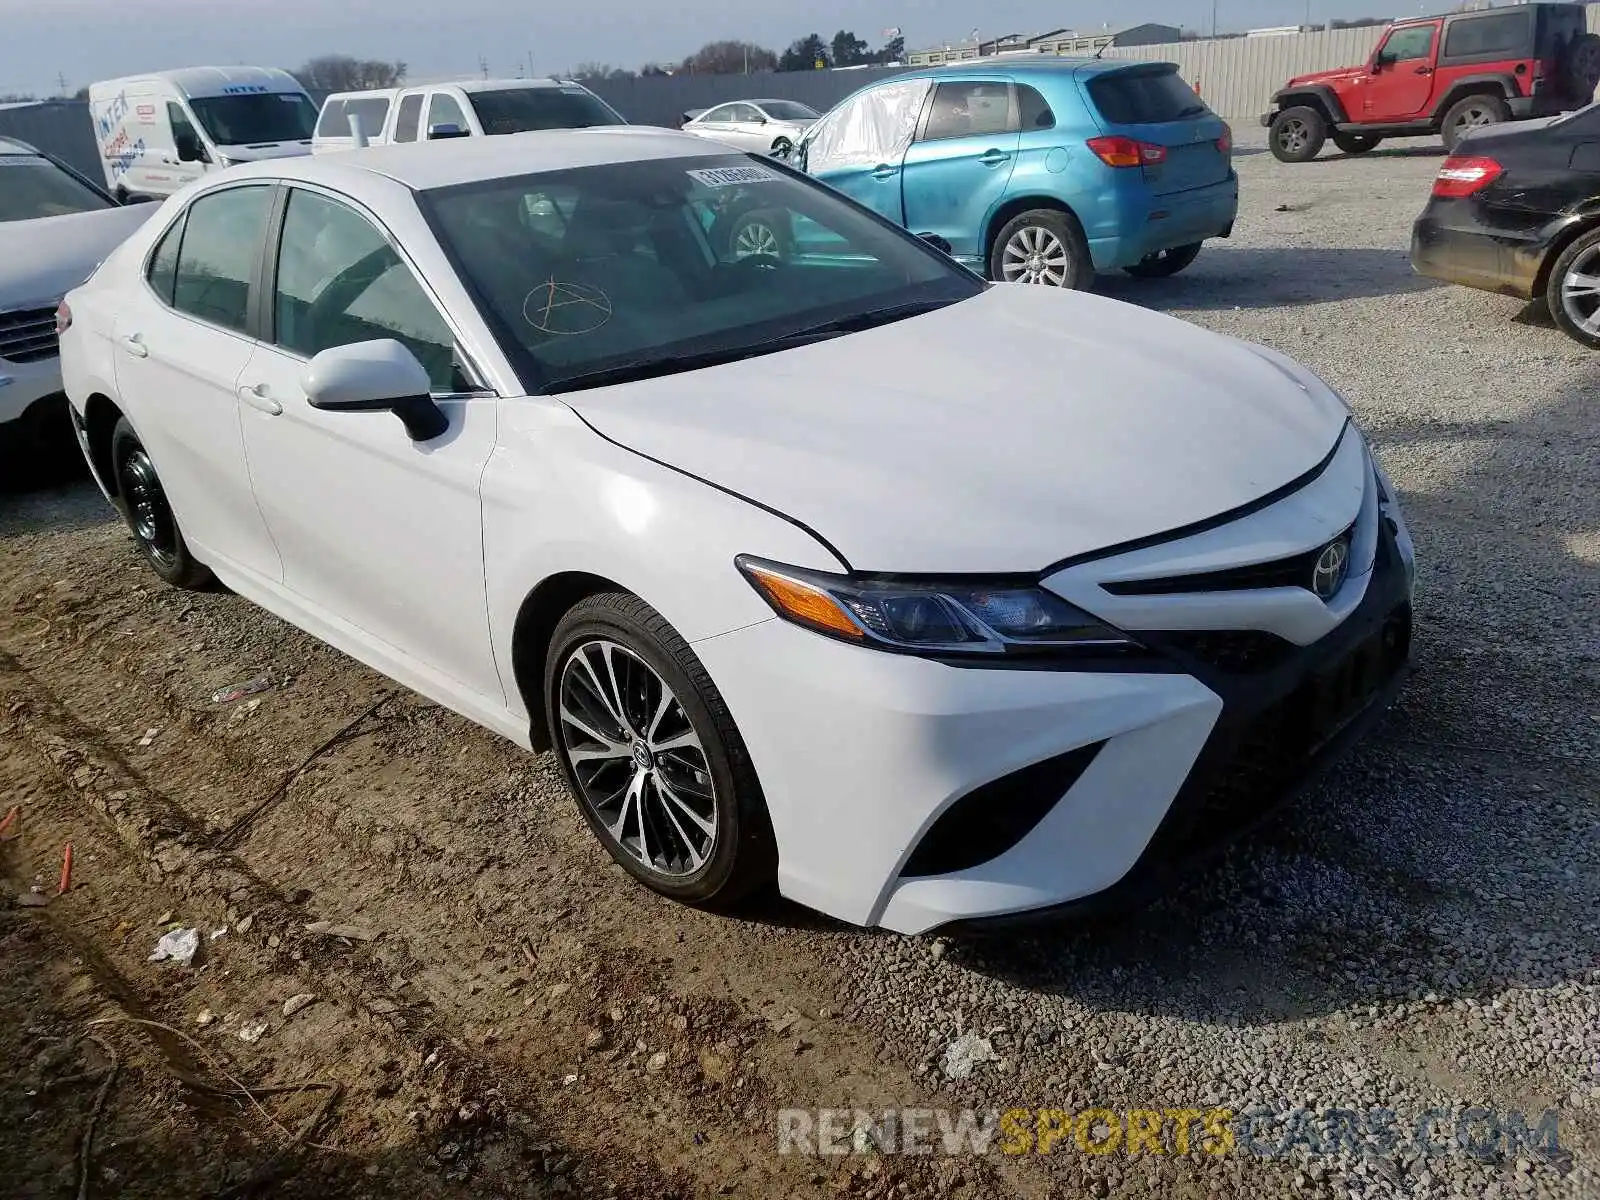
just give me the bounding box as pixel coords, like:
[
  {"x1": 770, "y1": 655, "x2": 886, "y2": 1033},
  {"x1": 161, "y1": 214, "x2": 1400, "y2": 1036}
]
[
  {"x1": 479, "y1": 55, "x2": 489, "y2": 79},
  {"x1": 56, "y1": 71, "x2": 67, "y2": 96},
  {"x1": 526, "y1": 51, "x2": 535, "y2": 80},
  {"x1": 1211, "y1": 0, "x2": 1219, "y2": 37}
]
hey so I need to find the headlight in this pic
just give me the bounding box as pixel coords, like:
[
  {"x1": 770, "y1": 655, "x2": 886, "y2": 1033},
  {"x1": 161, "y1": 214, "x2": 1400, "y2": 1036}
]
[{"x1": 736, "y1": 556, "x2": 1140, "y2": 657}]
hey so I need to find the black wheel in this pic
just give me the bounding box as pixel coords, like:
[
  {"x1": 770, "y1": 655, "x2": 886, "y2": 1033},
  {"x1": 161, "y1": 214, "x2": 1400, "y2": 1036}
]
[
  {"x1": 989, "y1": 208, "x2": 1092, "y2": 289},
  {"x1": 1562, "y1": 33, "x2": 1600, "y2": 98},
  {"x1": 109, "y1": 417, "x2": 212, "y2": 589},
  {"x1": 725, "y1": 208, "x2": 792, "y2": 264},
  {"x1": 544, "y1": 592, "x2": 777, "y2": 908},
  {"x1": 1545, "y1": 225, "x2": 1600, "y2": 349},
  {"x1": 1122, "y1": 242, "x2": 1202, "y2": 278},
  {"x1": 1441, "y1": 94, "x2": 1509, "y2": 152},
  {"x1": 1332, "y1": 132, "x2": 1382, "y2": 155},
  {"x1": 1269, "y1": 106, "x2": 1327, "y2": 163},
  {"x1": 114, "y1": 185, "x2": 129, "y2": 205},
  {"x1": 769, "y1": 136, "x2": 793, "y2": 158}
]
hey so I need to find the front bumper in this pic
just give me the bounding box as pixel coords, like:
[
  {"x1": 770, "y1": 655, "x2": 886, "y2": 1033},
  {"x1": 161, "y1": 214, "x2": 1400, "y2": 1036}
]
[
  {"x1": 0, "y1": 352, "x2": 63, "y2": 427},
  {"x1": 696, "y1": 442, "x2": 1416, "y2": 934}
]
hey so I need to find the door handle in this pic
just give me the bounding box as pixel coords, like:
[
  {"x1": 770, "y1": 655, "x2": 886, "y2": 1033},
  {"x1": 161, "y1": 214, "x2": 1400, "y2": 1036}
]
[
  {"x1": 979, "y1": 150, "x2": 1012, "y2": 165},
  {"x1": 237, "y1": 383, "x2": 283, "y2": 416},
  {"x1": 871, "y1": 164, "x2": 898, "y2": 179},
  {"x1": 1414, "y1": 65, "x2": 1432, "y2": 75},
  {"x1": 118, "y1": 334, "x2": 148, "y2": 358}
]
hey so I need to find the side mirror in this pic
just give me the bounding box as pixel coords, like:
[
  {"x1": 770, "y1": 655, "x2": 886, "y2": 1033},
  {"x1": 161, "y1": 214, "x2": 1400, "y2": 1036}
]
[
  {"x1": 753, "y1": 114, "x2": 768, "y2": 125},
  {"x1": 428, "y1": 122, "x2": 470, "y2": 140},
  {"x1": 175, "y1": 135, "x2": 204, "y2": 163},
  {"x1": 302, "y1": 339, "x2": 448, "y2": 442},
  {"x1": 916, "y1": 232, "x2": 953, "y2": 255}
]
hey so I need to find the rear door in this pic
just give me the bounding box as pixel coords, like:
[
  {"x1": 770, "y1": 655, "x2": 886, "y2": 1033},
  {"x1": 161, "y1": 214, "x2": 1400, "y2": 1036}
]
[
  {"x1": 1365, "y1": 22, "x2": 1443, "y2": 120},
  {"x1": 1083, "y1": 65, "x2": 1230, "y2": 197},
  {"x1": 899, "y1": 79, "x2": 1021, "y2": 259}
]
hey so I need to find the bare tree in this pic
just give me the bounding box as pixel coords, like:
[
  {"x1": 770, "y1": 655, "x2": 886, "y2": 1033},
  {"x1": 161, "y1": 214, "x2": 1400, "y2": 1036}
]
[
  {"x1": 292, "y1": 55, "x2": 408, "y2": 92},
  {"x1": 680, "y1": 40, "x2": 778, "y2": 75}
]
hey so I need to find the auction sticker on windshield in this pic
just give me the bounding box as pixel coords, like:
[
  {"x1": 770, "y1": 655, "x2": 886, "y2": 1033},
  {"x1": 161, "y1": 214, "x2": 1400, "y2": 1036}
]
[{"x1": 688, "y1": 165, "x2": 779, "y2": 188}]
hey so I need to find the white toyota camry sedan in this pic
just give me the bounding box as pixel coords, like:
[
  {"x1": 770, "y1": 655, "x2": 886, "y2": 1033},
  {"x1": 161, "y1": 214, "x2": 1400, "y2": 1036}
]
[{"x1": 58, "y1": 129, "x2": 1417, "y2": 934}]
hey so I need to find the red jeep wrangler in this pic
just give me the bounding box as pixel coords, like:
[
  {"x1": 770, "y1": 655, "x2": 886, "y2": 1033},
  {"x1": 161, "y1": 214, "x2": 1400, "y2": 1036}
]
[{"x1": 1261, "y1": 3, "x2": 1600, "y2": 162}]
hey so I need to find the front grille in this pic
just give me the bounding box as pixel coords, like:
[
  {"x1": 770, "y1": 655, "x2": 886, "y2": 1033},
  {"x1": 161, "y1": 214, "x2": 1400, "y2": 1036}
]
[
  {"x1": 1156, "y1": 629, "x2": 1297, "y2": 674},
  {"x1": 1145, "y1": 602, "x2": 1412, "y2": 863},
  {"x1": 0, "y1": 306, "x2": 59, "y2": 364},
  {"x1": 1102, "y1": 522, "x2": 1356, "y2": 597}
]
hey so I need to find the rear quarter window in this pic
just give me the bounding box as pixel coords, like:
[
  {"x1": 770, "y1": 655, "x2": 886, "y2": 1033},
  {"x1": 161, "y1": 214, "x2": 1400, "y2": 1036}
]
[
  {"x1": 1443, "y1": 11, "x2": 1530, "y2": 59},
  {"x1": 1087, "y1": 68, "x2": 1205, "y2": 124}
]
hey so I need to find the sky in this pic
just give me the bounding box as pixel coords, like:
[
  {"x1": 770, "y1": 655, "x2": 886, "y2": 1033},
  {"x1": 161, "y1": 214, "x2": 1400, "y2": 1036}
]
[{"x1": 2, "y1": 0, "x2": 1411, "y2": 98}]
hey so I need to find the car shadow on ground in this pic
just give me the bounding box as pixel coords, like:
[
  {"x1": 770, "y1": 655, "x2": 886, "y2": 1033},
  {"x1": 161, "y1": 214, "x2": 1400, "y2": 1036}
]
[
  {"x1": 941, "y1": 378, "x2": 1600, "y2": 1027},
  {"x1": 1099, "y1": 246, "x2": 1441, "y2": 310},
  {"x1": 0, "y1": 476, "x2": 113, "y2": 539}
]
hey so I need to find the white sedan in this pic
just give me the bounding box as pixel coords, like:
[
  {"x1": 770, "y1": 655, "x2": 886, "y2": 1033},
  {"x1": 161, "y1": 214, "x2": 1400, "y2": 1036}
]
[
  {"x1": 58, "y1": 129, "x2": 1416, "y2": 934},
  {"x1": 680, "y1": 99, "x2": 819, "y2": 156}
]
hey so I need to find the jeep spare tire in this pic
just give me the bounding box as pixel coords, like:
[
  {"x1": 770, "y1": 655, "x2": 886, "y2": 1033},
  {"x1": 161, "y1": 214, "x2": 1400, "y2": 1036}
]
[{"x1": 1563, "y1": 32, "x2": 1600, "y2": 98}]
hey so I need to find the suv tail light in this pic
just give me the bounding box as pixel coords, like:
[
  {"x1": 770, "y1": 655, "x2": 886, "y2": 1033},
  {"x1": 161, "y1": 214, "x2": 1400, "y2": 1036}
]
[
  {"x1": 1216, "y1": 124, "x2": 1232, "y2": 154},
  {"x1": 1432, "y1": 155, "x2": 1503, "y2": 198},
  {"x1": 55, "y1": 300, "x2": 72, "y2": 335},
  {"x1": 1086, "y1": 135, "x2": 1167, "y2": 168}
]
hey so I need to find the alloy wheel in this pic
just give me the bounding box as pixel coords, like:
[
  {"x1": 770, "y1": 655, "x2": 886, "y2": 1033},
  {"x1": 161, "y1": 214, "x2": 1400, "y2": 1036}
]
[
  {"x1": 732, "y1": 219, "x2": 783, "y2": 262},
  {"x1": 557, "y1": 639, "x2": 718, "y2": 877},
  {"x1": 1277, "y1": 118, "x2": 1310, "y2": 156},
  {"x1": 1452, "y1": 105, "x2": 1495, "y2": 136},
  {"x1": 1001, "y1": 225, "x2": 1071, "y2": 285},
  {"x1": 120, "y1": 448, "x2": 178, "y2": 569},
  {"x1": 1559, "y1": 245, "x2": 1600, "y2": 337}
]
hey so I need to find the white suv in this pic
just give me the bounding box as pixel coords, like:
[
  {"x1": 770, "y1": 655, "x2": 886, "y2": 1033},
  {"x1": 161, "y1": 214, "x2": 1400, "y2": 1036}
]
[{"x1": 311, "y1": 78, "x2": 625, "y2": 153}]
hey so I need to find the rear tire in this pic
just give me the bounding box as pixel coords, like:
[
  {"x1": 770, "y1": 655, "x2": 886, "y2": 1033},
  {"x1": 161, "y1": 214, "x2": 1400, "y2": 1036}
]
[
  {"x1": 1561, "y1": 32, "x2": 1600, "y2": 99},
  {"x1": 724, "y1": 208, "x2": 792, "y2": 264},
  {"x1": 1269, "y1": 106, "x2": 1327, "y2": 163},
  {"x1": 1441, "y1": 94, "x2": 1509, "y2": 152},
  {"x1": 989, "y1": 209, "x2": 1093, "y2": 289},
  {"x1": 1545, "y1": 224, "x2": 1600, "y2": 349},
  {"x1": 1122, "y1": 242, "x2": 1202, "y2": 278},
  {"x1": 109, "y1": 417, "x2": 212, "y2": 590},
  {"x1": 543, "y1": 592, "x2": 777, "y2": 909},
  {"x1": 1332, "y1": 132, "x2": 1382, "y2": 155}
]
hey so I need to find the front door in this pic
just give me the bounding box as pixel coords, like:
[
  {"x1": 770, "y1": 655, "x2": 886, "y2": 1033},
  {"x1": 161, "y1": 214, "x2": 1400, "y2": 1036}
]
[
  {"x1": 804, "y1": 78, "x2": 934, "y2": 227},
  {"x1": 900, "y1": 79, "x2": 1021, "y2": 261},
  {"x1": 110, "y1": 183, "x2": 283, "y2": 580},
  {"x1": 236, "y1": 184, "x2": 504, "y2": 703},
  {"x1": 1365, "y1": 22, "x2": 1441, "y2": 120}
]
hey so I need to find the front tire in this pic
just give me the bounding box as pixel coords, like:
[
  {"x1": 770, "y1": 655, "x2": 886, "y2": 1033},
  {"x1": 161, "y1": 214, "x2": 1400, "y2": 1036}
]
[
  {"x1": 1441, "y1": 94, "x2": 1509, "y2": 152},
  {"x1": 990, "y1": 209, "x2": 1092, "y2": 289},
  {"x1": 1123, "y1": 242, "x2": 1202, "y2": 278},
  {"x1": 1269, "y1": 106, "x2": 1327, "y2": 163},
  {"x1": 1332, "y1": 132, "x2": 1382, "y2": 155},
  {"x1": 544, "y1": 592, "x2": 776, "y2": 909},
  {"x1": 1546, "y1": 225, "x2": 1600, "y2": 349},
  {"x1": 109, "y1": 417, "x2": 212, "y2": 589},
  {"x1": 769, "y1": 136, "x2": 793, "y2": 158}
]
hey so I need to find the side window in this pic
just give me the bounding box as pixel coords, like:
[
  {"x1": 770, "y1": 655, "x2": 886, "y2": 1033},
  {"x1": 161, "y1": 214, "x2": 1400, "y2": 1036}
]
[
  {"x1": 1017, "y1": 85, "x2": 1055, "y2": 131},
  {"x1": 394, "y1": 94, "x2": 423, "y2": 142},
  {"x1": 171, "y1": 186, "x2": 272, "y2": 332},
  {"x1": 428, "y1": 92, "x2": 470, "y2": 134},
  {"x1": 1380, "y1": 25, "x2": 1437, "y2": 63},
  {"x1": 1442, "y1": 13, "x2": 1527, "y2": 59},
  {"x1": 168, "y1": 102, "x2": 204, "y2": 158},
  {"x1": 921, "y1": 82, "x2": 1015, "y2": 141},
  {"x1": 700, "y1": 104, "x2": 733, "y2": 123},
  {"x1": 273, "y1": 188, "x2": 460, "y2": 392},
  {"x1": 145, "y1": 216, "x2": 184, "y2": 305},
  {"x1": 728, "y1": 103, "x2": 759, "y2": 122}
]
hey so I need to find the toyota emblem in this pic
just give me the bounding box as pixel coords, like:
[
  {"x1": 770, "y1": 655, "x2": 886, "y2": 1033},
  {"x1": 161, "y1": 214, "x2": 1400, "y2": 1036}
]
[{"x1": 1311, "y1": 538, "x2": 1350, "y2": 600}]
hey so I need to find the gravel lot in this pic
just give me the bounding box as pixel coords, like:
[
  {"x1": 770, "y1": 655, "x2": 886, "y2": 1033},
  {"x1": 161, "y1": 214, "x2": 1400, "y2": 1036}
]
[{"x1": 2, "y1": 134, "x2": 1596, "y2": 1200}]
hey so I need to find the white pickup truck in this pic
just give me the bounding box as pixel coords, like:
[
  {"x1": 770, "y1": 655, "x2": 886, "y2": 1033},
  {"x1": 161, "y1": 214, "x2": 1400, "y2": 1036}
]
[{"x1": 311, "y1": 78, "x2": 626, "y2": 153}]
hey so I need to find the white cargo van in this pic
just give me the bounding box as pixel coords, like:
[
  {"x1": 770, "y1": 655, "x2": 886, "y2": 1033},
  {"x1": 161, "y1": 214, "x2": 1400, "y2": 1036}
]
[
  {"x1": 89, "y1": 66, "x2": 317, "y2": 200},
  {"x1": 310, "y1": 78, "x2": 625, "y2": 154}
]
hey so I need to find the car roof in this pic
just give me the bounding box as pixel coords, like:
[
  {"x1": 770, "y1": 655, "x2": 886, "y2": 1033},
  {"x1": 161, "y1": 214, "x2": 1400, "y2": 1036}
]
[
  {"x1": 223, "y1": 126, "x2": 724, "y2": 192},
  {"x1": 438, "y1": 78, "x2": 577, "y2": 93},
  {"x1": 97, "y1": 66, "x2": 302, "y2": 98},
  {"x1": 893, "y1": 57, "x2": 1165, "y2": 82},
  {"x1": 0, "y1": 135, "x2": 41, "y2": 155}
]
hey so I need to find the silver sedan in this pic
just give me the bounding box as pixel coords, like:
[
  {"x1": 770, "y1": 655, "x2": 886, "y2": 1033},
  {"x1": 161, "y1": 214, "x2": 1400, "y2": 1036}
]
[{"x1": 681, "y1": 99, "x2": 819, "y2": 157}]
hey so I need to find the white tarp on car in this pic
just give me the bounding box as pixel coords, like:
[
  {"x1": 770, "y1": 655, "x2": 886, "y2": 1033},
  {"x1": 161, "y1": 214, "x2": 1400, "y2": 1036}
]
[{"x1": 802, "y1": 79, "x2": 932, "y2": 171}]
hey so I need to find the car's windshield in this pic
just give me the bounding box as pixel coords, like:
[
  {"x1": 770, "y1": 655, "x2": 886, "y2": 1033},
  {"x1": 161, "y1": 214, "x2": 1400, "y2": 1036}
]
[
  {"x1": 423, "y1": 153, "x2": 982, "y2": 393},
  {"x1": 759, "y1": 100, "x2": 819, "y2": 121},
  {"x1": 0, "y1": 153, "x2": 113, "y2": 221},
  {"x1": 467, "y1": 87, "x2": 625, "y2": 134},
  {"x1": 189, "y1": 92, "x2": 318, "y2": 145}
]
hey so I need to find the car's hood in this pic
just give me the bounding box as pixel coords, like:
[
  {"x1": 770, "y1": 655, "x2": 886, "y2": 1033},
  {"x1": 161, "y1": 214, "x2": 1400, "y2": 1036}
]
[
  {"x1": 218, "y1": 141, "x2": 313, "y2": 161},
  {"x1": 1286, "y1": 66, "x2": 1366, "y2": 89},
  {"x1": 0, "y1": 204, "x2": 155, "y2": 311},
  {"x1": 562, "y1": 286, "x2": 1350, "y2": 573}
]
